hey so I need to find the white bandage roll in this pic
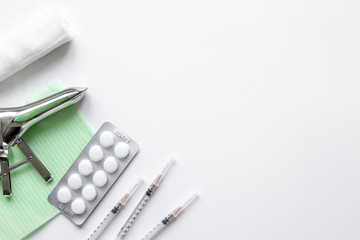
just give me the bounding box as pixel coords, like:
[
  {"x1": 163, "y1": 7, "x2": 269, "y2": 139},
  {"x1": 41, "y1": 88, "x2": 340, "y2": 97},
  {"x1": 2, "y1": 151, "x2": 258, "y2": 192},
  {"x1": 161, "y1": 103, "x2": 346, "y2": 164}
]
[{"x1": 0, "y1": 10, "x2": 72, "y2": 82}]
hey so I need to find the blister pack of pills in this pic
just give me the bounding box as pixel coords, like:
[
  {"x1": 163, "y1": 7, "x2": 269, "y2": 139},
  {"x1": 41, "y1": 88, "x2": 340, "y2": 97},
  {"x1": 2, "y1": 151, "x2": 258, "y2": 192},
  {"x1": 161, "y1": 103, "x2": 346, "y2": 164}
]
[{"x1": 48, "y1": 122, "x2": 140, "y2": 225}]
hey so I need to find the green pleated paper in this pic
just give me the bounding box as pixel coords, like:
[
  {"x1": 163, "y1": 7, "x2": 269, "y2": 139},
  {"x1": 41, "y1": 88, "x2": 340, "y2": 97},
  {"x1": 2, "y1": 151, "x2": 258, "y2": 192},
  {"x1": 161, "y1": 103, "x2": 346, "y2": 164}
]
[{"x1": 0, "y1": 82, "x2": 93, "y2": 240}]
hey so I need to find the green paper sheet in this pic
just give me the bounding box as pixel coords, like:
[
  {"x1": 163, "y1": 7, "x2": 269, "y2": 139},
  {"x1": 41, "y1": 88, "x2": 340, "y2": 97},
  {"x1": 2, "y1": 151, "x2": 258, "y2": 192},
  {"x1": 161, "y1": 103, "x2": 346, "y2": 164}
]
[{"x1": 0, "y1": 82, "x2": 93, "y2": 240}]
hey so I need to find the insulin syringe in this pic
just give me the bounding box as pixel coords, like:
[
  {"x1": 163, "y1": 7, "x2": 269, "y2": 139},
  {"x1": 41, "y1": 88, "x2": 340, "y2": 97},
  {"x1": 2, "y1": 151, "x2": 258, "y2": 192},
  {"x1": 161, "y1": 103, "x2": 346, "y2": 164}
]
[
  {"x1": 114, "y1": 158, "x2": 175, "y2": 240},
  {"x1": 141, "y1": 193, "x2": 198, "y2": 240},
  {"x1": 87, "y1": 178, "x2": 143, "y2": 240}
]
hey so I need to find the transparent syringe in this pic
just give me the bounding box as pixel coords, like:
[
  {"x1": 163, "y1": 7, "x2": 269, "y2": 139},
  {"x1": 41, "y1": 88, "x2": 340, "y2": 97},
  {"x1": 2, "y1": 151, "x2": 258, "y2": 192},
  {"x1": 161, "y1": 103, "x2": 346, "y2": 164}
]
[
  {"x1": 87, "y1": 178, "x2": 143, "y2": 240},
  {"x1": 140, "y1": 193, "x2": 198, "y2": 240},
  {"x1": 113, "y1": 157, "x2": 175, "y2": 240}
]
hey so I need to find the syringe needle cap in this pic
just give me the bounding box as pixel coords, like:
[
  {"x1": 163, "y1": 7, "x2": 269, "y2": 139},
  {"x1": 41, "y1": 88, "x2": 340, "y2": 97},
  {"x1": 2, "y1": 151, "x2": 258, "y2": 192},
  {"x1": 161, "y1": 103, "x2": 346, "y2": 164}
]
[
  {"x1": 171, "y1": 193, "x2": 198, "y2": 218},
  {"x1": 153, "y1": 156, "x2": 175, "y2": 186},
  {"x1": 119, "y1": 177, "x2": 143, "y2": 205},
  {"x1": 181, "y1": 193, "x2": 198, "y2": 210},
  {"x1": 127, "y1": 177, "x2": 143, "y2": 197}
]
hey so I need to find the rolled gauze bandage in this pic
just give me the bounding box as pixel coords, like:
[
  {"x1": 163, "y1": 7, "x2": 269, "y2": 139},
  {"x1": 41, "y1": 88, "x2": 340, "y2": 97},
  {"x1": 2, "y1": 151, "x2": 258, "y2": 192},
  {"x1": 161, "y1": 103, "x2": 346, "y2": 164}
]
[{"x1": 0, "y1": 10, "x2": 72, "y2": 82}]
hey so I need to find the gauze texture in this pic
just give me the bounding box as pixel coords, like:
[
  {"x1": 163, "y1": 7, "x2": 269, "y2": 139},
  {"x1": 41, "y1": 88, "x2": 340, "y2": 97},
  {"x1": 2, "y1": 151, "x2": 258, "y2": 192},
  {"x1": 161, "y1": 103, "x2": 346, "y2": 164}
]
[{"x1": 0, "y1": 10, "x2": 72, "y2": 82}]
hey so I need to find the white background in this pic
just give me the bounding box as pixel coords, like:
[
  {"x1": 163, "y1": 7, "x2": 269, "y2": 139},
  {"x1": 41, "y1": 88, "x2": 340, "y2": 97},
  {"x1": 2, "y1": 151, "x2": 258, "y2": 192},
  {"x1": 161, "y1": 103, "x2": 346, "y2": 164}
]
[{"x1": 0, "y1": 0, "x2": 360, "y2": 239}]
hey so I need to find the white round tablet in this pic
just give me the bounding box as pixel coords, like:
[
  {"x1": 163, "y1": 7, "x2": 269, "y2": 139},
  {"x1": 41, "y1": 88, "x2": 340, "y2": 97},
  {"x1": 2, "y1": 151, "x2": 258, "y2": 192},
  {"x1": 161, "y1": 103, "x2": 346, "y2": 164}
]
[
  {"x1": 78, "y1": 160, "x2": 93, "y2": 176},
  {"x1": 99, "y1": 131, "x2": 115, "y2": 147},
  {"x1": 67, "y1": 174, "x2": 83, "y2": 190},
  {"x1": 114, "y1": 142, "x2": 130, "y2": 159},
  {"x1": 89, "y1": 145, "x2": 104, "y2": 162},
  {"x1": 71, "y1": 199, "x2": 86, "y2": 214},
  {"x1": 92, "y1": 171, "x2": 108, "y2": 187},
  {"x1": 82, "y1": 185, "x2": 97, "y2": 201},
  {"x1": 57, "y1": 187, "x2": 71, "y2": 203},
  {"x1": 103, "y1": 156, "x2": 119, "y2": 173}
]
